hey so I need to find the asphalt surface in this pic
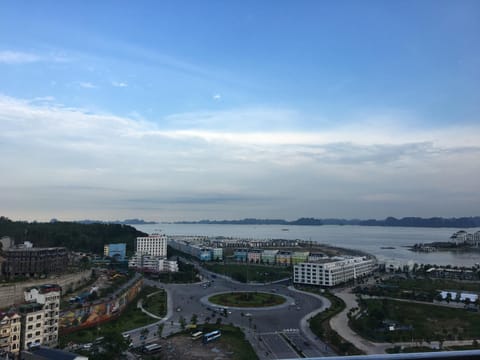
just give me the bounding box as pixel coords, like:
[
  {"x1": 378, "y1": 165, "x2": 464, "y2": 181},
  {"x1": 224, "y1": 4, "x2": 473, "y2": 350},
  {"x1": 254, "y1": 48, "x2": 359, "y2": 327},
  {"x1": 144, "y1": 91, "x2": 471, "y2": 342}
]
[{"x1": 140, "y1": 262, "x2": 336, "y2": 359}]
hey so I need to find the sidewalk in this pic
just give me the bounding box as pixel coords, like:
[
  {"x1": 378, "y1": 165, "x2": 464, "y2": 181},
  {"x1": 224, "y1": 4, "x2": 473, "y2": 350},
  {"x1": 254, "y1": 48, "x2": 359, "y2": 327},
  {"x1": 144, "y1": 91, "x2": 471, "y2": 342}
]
[{"x1": 329, "y1": 289, "x2": 480, "y2": 355}]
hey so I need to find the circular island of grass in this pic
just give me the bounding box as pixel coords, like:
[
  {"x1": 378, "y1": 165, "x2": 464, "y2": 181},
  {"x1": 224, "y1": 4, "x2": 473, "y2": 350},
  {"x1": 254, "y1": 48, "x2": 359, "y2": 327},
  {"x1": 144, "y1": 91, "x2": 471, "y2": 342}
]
[{"x1": 208, "y1": 291, "x2": 286, "y2": 308}]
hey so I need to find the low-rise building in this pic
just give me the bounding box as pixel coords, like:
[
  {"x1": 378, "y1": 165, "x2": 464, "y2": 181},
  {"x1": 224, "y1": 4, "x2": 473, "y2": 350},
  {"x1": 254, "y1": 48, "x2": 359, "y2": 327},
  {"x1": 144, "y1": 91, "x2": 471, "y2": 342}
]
[
  {"x1": 291, "y1": 251, "x2": 309, "y2": 265},
  {"x1": 294, "y1": 256, "x2": 375, "y2": 287},
  {"x1": 103, "y1": 243, "x2": 126, "y2": 261},
  {"x1": 261, "y1": 249, "x2": 278, "y2": 265},
  {"x1": 0, "y1": 311, "x2": 21, "y2": 355},
  {"x1": 308, "y1": 252, "x2": 326, "y2": 262},
  {"x1": 128, "y1": 253, "x2": 178, "y2": 273},
  {"x1": 276, "y1": 251, "x2": 292, "y2": 266},
  {"x1": 247, "y1": 249, "x2": 262, "y2": 264},
  {"x1": 233, "y1": 249, "x2": 248, "y2": 262}
]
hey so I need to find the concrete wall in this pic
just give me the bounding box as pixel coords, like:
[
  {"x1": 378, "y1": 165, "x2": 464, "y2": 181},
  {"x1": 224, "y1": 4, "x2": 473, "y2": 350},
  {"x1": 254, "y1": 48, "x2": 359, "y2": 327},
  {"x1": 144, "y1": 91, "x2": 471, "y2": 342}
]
[{"x1": 0, "y1": 269, "x2": 93, "y2": 309}]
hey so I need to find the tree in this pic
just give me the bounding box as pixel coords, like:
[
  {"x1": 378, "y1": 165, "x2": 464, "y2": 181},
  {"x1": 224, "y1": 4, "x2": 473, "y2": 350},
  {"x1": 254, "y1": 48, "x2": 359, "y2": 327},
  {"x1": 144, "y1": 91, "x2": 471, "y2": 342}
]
[
  {"x1": 190, "y1": 313, "x2": 198, "y2": 324},
  {"x1": 140, "y1": 327, "x2": 149, "y2": 343},
  {"x1": 179, "y1": 316, "x2": 186, "y2": 330}
]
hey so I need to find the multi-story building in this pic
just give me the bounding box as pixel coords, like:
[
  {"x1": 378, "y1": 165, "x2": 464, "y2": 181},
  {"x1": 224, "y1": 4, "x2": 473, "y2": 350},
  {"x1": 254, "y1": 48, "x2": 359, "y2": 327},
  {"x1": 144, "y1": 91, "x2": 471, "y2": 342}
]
[
  {"x1": 247, "y1": 249, "x2": 262, "y2": 263},
  {"x1": 211, "y1": 248, "x2": 223, "y2": 261},
  {"x1": 168, "y1": 239, "x2": 223, "y2": 262},
  {"x1": 294, "y1": 256, "x2": 375, "y2": 287},
  {"x1": 158, "y1": 259, "x2": 179, "y2": 272},
  {"x1": 0, "y1": 311, "x2": 21, "y2": 355},
  {"x1": 233, "y1": 249, "x2": 248, "y2": 262},
  {"x1": 3, "y1": 247, "x2": 68, "y2": 278},
  {"x1": 308, "y1": 252, "x2": 326, "y2": 262},
  {"x1": 22, "y1": 285, "x2": 61, "y2": 349},
  {"x1": 291, "y1": 251, "x2": 309, "y2": 265},
  {"x1": 136, "y1": 234, "x2": 167, "y2": 257},
  {"x1": 103, "y1": 243, "x2": 126, "y2": 261},
  {"x1": 276, "y1": 251, "x2": 292, "y2": 266},
  {"x1": 19, "y1": 302, "x2": 44, "y2": 350},
  {"x1": 128, "y1": 253, "x2": 178, "y2": 273},
  {"x1": 261, "y1": 250, "x2": 278, "y2": 265}
]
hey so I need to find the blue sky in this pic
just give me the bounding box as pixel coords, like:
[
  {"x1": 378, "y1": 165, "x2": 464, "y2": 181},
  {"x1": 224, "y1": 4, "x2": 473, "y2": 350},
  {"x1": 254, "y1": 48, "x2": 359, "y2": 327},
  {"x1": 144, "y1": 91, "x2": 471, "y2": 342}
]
[{"x1": 0, "y1": 1, "x2": 479, "y2": 221}]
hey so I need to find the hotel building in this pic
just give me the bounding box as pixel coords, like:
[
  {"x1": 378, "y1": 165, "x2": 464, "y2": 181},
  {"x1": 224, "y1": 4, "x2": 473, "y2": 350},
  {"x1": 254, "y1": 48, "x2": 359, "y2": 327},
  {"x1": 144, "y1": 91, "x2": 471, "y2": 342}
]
[{"x1": 294, "y1": 256, "x2": 375, "y2": 287}]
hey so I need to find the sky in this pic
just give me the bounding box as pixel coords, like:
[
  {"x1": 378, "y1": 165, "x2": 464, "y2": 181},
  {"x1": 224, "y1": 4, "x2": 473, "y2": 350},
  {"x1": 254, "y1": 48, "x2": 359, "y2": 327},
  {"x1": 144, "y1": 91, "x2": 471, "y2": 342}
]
[{"x1": 0, "y1": 1, "x2": 479, "y2": 222}]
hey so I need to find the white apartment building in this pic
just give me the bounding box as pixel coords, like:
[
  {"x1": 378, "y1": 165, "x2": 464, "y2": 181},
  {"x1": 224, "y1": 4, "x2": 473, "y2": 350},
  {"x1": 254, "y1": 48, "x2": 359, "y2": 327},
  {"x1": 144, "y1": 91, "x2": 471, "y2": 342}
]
[
  {"x1": 294, "y1": 256, "x2": 375, "y2": 287},
  {"x1": 136, "y1": 234, "x2": 167, "y2": 257},
  {"x1": 159, "y1": 259, "x2": 179, "y2": 272},
  {"x1": 21, "y1": 284, "x2": 61, "y2": 349},
  {"x1": 128, "y1": 253, "x2": 178, "y2": 272},
  {"x1": 0, "y1": 311, "x2": 21, "y2": 355},
  {"x1": 19, "y1": 303, "x2": 44, "y2": 350}
]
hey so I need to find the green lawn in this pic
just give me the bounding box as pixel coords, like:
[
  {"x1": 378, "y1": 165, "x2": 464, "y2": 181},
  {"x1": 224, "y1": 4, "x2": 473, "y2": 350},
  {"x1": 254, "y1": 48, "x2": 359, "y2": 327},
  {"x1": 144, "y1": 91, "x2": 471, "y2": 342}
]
[
  {"x1": 351, "y1": 298, "x2": 480, "y2": 342},
  {"x1": 204, "y1": 263, "x2": 291, "y2": 283},
  {"x1": 209, "y1": 291, "x2": 285, "y2": 307},
  {"x1": 385, "y1": 277, "x2": 480, "y2": 293},
  {"x1": 143, "y1": 290, "x2": 167, "y2": 317},
  {"x1": 300, "y1": 287, "x2": 362, "y2": 356}
]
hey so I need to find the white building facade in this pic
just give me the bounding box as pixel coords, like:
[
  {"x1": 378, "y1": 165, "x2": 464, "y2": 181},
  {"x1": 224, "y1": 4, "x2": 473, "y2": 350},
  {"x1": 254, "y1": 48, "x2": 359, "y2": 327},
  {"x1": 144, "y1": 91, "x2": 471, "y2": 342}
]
[
  {"x1": 21, "y1": 284, "x2": 61, "y2": 349},
  {"x1": 294, "y1": 256, "x2": 375, "y2": 287},
  {"x1": 136, "y1": 234, "x2": 167, "y2": 257}
]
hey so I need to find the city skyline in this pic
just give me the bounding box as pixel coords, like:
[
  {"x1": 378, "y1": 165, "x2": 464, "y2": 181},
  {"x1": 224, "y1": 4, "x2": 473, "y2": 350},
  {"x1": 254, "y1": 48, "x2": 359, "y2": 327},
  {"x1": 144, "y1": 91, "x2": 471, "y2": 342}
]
[{"x1": 1, "y1": 1, "x2": 479, "y2": 221}]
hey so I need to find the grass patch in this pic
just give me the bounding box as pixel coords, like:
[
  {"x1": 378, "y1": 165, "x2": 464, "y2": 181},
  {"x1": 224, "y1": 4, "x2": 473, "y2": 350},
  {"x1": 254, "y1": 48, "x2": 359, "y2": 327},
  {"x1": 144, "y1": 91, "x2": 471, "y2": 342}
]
[
  {"x1": 209, "y1": 291, "x2": 285, "y2": 307},
  {"x1": 351, "y1": 298, "x2": 480, "y2": 342},
  {"x1": 143, "y1": 289, "x2": 167, "y2": 317},
  {"x1": 204, "y1": 263, "x2": 291, "y2": 283},
  {"x1": 355, "y1": 276, "x2": 480, "y2": 303},
  {"x1": 59, "y1": 286, "x2": 159, "y2": 347},
  {"x1": 298, "y1": 286, "x2": 363, "y2": 356},
  {"x1": 200, "y1": 323, "x2": 258, "y2": 360}
]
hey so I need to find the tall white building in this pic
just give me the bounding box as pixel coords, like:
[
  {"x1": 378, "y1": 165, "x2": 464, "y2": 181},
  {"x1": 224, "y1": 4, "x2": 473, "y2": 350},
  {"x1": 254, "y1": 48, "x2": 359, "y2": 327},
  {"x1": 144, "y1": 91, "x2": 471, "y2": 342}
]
[
  {"x1": 136, "y1": 234, "x2": 167, "y2": 257},
  {"x1": 294, "y1": 256, "x2": 375, "y2": 287},
  {"x1": 20, "y1": 284, "x2": 61, "y2": 349}
]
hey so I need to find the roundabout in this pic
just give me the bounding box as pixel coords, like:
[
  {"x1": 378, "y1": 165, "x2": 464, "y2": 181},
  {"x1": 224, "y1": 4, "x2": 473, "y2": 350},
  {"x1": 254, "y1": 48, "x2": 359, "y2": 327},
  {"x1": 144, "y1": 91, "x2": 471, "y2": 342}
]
[
  {"x1": 201, "y1": 291, "x2": 294, "y2": 310},
  {"x1": 209, "y1": 291, "x2": 286, "y2": 308}
]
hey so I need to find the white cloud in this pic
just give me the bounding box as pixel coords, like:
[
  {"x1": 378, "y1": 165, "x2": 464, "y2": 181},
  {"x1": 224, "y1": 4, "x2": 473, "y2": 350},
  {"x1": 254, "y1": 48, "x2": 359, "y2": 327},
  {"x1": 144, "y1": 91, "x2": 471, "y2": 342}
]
[
  {"x1": 0, "y1": 51, "x2": 41, "y2": 64},
  {"x1": 0, "y1": 50, "x2": 71, "y2": 64},
  {"x1": 0, "y1": 94, "x2": 479, "y2": 221},
  {"x1": 112, "y1": 81, "x2": 128, "y2": 87},
  {"x1": 79, "y1": 82, "x2": 96, "y2": 89},
  {"x1": 212, "y1": 93, "x2": 221, "y2": 100}
]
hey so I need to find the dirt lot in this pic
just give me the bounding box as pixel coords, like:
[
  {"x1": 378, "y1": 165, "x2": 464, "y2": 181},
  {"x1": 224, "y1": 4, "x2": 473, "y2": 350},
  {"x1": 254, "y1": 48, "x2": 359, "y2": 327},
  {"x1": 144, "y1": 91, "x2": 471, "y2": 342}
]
[{"x1": 150, "y1": 334, "x2": 237, "y2": 360}]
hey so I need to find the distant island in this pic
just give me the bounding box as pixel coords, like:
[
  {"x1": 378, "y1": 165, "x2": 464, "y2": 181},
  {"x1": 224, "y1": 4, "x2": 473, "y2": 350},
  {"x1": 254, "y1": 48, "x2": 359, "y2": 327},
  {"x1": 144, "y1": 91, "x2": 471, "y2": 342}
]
[
  {"x1": 175, "y1": 216, "x2": 480, "y2": 228},
  {"x1": 73, "y1": 218, "x2": 157, "y2": 225}
]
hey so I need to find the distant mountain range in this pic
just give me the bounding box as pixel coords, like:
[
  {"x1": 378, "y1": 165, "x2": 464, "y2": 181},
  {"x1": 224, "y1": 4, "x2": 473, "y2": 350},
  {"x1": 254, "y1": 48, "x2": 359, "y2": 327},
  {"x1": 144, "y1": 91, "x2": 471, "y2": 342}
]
[
  {"x1": 71, "y1": 218, "x2": 157, "y2": 225},
  {"x1": 175, "y1": 216, "x2": 480, "y2": 228}
]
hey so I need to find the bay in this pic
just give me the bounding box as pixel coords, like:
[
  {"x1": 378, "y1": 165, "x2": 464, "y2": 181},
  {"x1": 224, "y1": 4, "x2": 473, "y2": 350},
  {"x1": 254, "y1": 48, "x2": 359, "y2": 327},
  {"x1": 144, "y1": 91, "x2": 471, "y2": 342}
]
[{"x1": 133, "y1": 224, "x2": 480, "y2": 267}]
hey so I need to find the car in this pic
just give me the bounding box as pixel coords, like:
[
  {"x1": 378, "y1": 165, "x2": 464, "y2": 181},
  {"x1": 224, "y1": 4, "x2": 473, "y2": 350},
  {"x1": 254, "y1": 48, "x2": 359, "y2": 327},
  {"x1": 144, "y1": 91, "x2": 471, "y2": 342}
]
[{"x1": 82, "y1": 343, "x2": 93, "y2": 350}]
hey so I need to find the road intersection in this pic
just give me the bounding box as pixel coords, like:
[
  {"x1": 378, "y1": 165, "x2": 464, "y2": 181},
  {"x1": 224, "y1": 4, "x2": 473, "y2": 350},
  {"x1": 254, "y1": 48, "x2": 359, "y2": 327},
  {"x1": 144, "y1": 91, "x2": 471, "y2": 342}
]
[{"x1": 133, "y1": 263, "x2": 336, "y2": 359}]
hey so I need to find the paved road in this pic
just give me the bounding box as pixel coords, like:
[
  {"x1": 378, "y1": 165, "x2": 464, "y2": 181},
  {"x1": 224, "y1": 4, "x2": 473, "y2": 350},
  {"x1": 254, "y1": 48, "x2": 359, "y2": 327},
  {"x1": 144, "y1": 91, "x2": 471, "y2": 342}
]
[
  {"x1": 142, "y1": 263, "x2": 335, "y2": 359},
  {"x1": 330, "y1": 288, "x2": 480, "y2": 355}
]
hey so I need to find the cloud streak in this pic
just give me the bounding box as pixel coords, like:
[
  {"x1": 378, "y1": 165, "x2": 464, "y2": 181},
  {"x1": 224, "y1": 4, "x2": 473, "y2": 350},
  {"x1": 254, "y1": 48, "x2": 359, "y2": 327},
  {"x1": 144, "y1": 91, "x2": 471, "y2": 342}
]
[
  {"x1": 1, "y1": 94, "x2": 479, "y2": 221},
  {"x1": 0, "y1": 50, "x2": 70, "y2": 64},
  {"x1": 0, "y1": 51, "x2": 41, "y2": 64}
]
